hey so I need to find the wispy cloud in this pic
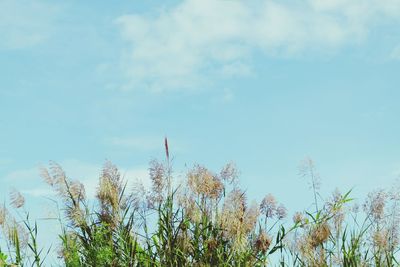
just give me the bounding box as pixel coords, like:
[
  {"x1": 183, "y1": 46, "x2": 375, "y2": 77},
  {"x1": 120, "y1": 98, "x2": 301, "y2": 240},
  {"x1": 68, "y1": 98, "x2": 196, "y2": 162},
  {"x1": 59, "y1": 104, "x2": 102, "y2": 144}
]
[
  {"x1": 3, "y1": 167, "x2": 39, "y2": 182},
  {"x1": 390, "y1": 44, "x2": 400, "y2": 60},
  {"x1": 0, "y1": 0, "x2": 59, "y2": 49},
  {"x1": 114, "y1": 0, "x2": 400, "y2": 92},
  {"x1": 21, "y1": 187, "x2": 54, "y2": 198}
]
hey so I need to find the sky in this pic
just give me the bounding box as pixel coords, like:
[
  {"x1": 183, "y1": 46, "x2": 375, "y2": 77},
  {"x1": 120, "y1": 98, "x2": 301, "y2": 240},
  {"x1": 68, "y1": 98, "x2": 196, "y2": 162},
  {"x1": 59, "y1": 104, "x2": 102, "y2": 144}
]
[{"x1": 1, "y1": 0, "x2": 400, "y2": 261}]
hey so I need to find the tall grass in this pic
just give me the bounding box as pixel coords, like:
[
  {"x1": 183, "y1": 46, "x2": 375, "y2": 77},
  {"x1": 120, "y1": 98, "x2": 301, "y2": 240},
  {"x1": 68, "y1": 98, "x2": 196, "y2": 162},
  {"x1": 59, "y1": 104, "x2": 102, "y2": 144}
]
[{"x1": 1, "y1": 142, "x2": 399, "y2": 266}]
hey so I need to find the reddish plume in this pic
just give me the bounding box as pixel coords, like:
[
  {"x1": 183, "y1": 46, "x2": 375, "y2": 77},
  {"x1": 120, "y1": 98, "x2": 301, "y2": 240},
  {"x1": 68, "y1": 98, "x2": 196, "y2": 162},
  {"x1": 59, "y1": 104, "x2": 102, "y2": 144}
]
[{"x1": 165, "y1": 137, "x2": 169, "y2": 160}]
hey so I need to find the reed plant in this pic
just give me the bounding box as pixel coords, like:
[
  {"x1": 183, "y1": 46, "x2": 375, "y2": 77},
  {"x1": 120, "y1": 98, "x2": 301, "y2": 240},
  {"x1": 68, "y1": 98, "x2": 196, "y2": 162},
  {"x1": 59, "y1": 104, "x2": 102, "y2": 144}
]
[{"x1": 1, "y1": 142, "x2": 400, "y2": 266}]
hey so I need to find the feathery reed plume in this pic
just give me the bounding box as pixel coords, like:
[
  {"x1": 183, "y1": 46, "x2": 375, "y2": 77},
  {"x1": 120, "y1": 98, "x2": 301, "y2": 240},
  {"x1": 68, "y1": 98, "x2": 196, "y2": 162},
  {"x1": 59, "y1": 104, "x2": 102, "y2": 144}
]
[
  {"x1": 164, "y1": 137, "x2": 169, "y2": 161},
  {"x1": 0, "y1": 206, "x2": 5, "y2": 226},
  {"x1": 10, "y1": 189, "x2": 25, "y2": 209},
  {"x1": 220, "y1": 162, "x2": 239, "y2": 185},
  {"x1": 299, "y1": 157, "x2": 321, "y2": 212},
  {"x1": 69, "y1": 180, "x2": 86, "y2": 201},
  {"x1": 293, "y1": 212, "x2": 304, "y2": 225},
  {"x1": 363, "y1": 189, "x2": 387, "y2": 222},
  {"x1": 373, "y1": 230, "x2": 389, "y2": 250},
  {"x1": 40, "y1": 166, "x2": 55, "y2": 186},
  {"x1": 1, "y1": 207, "x2": 29, "y2": 252},
  {"x1": 328, "y1": 189, "x2": 345, "y2": 235},
  {"x1": 310, "y1": 222, "x2": 331, "y2": 248},
  {"x1": 219, "y1": 189, "x2": 260, "y2": 252},
  {"x1": 41, "y1": 161, "x2": 70, "y2": 199},
  {"x1": 254, "y1": 230, "x2": 272, "y2": 254},
  {"x1": 41, "y1": 161, "x2": 89, "y2": 230},
  {"x1": 96, "y1": 161, "x2": 124, "y2": 227},
  {"x1": 97, "y1": 174, "x2": 119, "y2": 210},
  {"x1": 131, "y1": 180, "x2": 149, "y2": 211},
  {"x1": 99, "y1": 161, "x2": 122, "y2": 201},
  {"x1": 187, "y1": 165, "x2": 223, "y2": 200},
  {"x1": 276, "y1": 204, "x2": 287, "y2": 220},
  {"x1": 221, "y1": 189, "x2": 247, "y2": 236},
  {"x1": 148, "y1": 159, "x2": 166, "y2": 205},
  {"x1": 179, "y1": 194, "x2": 201, "y2": 223},
  {"x1": 260, "y1": 194, "x2": 277, "y2": 218},
  {"x1": 245, "y1": 202, "x2": 260, "y2": 232},
  {"x1": 387, "y1": 183, "x2": 400, "y2": 249}
]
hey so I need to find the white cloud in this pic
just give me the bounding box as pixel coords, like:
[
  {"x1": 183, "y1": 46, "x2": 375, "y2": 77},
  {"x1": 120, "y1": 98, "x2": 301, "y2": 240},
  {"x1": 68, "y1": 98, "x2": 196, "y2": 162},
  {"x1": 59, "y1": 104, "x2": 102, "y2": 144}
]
[
  {"x1": 0, "y1": 0, "x2": 58, "y2": 49},
  {"x1": 3, "y1": 167, "x2": 39, "y2": 182},
  {"x1": 115, "y1": 0, "x2": 400, "y2": 92},
  {"x1": 21, "y1": 187, "x2": 54, "y2": 197}
]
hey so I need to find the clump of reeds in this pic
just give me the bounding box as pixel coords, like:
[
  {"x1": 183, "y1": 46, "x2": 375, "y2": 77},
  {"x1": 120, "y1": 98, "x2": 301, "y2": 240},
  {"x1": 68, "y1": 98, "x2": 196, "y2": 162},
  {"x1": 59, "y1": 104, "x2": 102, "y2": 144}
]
[
  {"x1": 1, "y1": 145, "x2": 400, "y2": 266},
  {"x1": 0, "y1": 188, "x2": 51, "y2": 267}
]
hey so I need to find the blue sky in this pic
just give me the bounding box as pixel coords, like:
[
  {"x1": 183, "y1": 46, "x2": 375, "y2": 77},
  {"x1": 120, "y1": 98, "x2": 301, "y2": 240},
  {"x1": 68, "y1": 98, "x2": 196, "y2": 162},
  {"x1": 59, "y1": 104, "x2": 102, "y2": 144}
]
[{"x1": 1, "y1": 0, "x2": 400, "y2": 255}]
